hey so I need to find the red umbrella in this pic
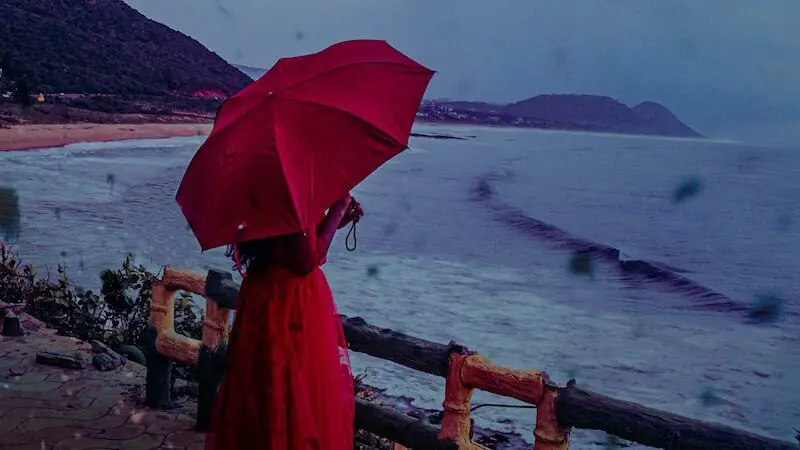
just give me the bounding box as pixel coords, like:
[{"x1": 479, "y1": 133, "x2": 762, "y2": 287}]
[{"x1": 176, "y1": 40, "x2": 434, "y2": 251}]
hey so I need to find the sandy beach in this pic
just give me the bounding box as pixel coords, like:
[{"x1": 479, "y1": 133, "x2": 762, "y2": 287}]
[{"x1": 0, "y1": 123, "x2": 213, "y2": 152}]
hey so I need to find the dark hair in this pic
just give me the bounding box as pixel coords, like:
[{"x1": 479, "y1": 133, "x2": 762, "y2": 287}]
[{"x1": 227, "y1": 238, "x2": 277, "y2": 274}]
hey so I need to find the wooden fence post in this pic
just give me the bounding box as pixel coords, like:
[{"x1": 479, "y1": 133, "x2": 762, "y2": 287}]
[
  {"x1": 533, "y1": 377, "x2": 570, "y2": 450},
  {"x1": 439, "y1": 345, "x2": 485, "y2": 449},
  {"x1": 145, "y1": 283, "x2": 173, "y2": 408},
  {"x1": 196, "y1": 293, "x2": 230, "y2": 431},
  {"x1": 145, "y1": 268, "x2": 204, "y2": 409},
  {"x1": 459, "y1": 354, "x2": 571, "y2": 449}
]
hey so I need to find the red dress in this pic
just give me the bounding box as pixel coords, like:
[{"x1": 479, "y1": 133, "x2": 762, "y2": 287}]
[{"x1": 205, "y1": 241, "x2": 354, "y2": 449}]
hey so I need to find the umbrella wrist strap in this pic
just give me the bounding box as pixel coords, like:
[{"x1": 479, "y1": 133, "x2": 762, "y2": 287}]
[
  {"x1": 226, "y1": 244, "x2": 248, "y2": 279},
  {"x1": 345, "y1": 221, "x2": 357, "y2": 251}
]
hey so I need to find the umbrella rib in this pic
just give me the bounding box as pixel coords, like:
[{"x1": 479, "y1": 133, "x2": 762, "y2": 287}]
[
  {"x1": 271, "y1": 60, "x2": 432, "y2": 100},
  {"x1": 279, "y1": 97, "x2": 410, "y2": 149},
  {"x1": 269, "y1": 101, "x2": 307, "y2": 233}
]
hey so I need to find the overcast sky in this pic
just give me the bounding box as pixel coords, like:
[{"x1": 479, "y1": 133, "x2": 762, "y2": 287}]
[{"x1": 126, "y1": 0, "x2": 799, "y2": 140}]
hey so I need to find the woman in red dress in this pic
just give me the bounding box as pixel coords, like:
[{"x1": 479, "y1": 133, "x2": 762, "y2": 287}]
[{"x1": 206, "y1": 193, "x2": 363, "y2": 450}]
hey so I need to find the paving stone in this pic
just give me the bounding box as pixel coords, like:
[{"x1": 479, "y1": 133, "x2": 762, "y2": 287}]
[
  {"x1": 0, "y1": 440, "x2": 51, "y2": 450},
  {"x1": 127, "y1": 411, "x2": 177, "y2": 427},
  {"x1": 0, "y1": 429, "x2": 35, "y2": 446},
  {"x1": 145, "y1": 419, "x2": 196, "y2": 436},
  {"x1": 36, "y1": 426, "x2": 95, "y2": 444},
  {"x1": 2, "y1": 371, "x2": 50, "y2": 384},
  {"x1": 187, "y1": 441, "x2": 206, "y2": 450},
  {"x1": 163, "y1": 430, "x2": 204, "y2": 448},
  {"x1": 15, "y1": 418, "x2": 80, "y2": 434},
  {"x1": 53, "y1": 433, "x2": 164, "y2": 450},
  {"x1": 4, "y1": 404, "x2": 115, "y2": 421},
  {"x1": 95, "y1": 396, "x2": 135, "y2": 412},
  {"x1": 74, "y1": 385, "x2": 126, "y2": 399},
  {"x1": 91, "y1": 425, "x2": 146, "y2": 440},
  {"x1": 88, "y1": 413, "x2": 130, "y2": 430},
  {"x1": 3, "y1": 381, "x2": 64, "y2": 393}
]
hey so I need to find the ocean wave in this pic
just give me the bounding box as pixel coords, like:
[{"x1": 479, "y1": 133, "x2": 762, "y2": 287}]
[{"x1": 471, "y1": 176, "x2": 750, "y2": 312}]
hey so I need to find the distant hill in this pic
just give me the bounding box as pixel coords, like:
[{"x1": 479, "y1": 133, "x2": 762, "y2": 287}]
[
  {"x1": 425, "y1": 94, "x2": 702, "y2": 138},
  {"x1": 233, "y1": 64, "x2": 267, "y2": 81},
  {"x1": 0, "y1": 0, "x2": 252, "y2": 96}
]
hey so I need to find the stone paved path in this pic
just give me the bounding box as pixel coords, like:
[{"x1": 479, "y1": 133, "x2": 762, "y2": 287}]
[{"x1": 0, "y1": 331, "x2": 205, "y2": 450}]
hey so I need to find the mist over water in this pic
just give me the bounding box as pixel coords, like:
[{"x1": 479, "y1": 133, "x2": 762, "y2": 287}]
[{"x1": 1, "y1": 125, "x2": 798, "y2": 447}]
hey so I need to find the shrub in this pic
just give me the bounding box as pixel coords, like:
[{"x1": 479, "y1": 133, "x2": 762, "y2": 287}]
[{"x1": 0, "y1": 245, "x2": 203, "y2": 387}]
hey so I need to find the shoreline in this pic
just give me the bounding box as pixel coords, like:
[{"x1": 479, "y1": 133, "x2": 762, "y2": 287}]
[
  {"x1": 0, "y1": 120, "x2": 717, "y2": 154},
  {"x1": 0, "y1": 122, "x2": 213, "y2": 152}
]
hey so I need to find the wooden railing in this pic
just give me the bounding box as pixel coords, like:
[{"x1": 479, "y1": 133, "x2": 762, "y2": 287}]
[{"x1": 145, "y1": 267, "x2": 797, "y2": 450}]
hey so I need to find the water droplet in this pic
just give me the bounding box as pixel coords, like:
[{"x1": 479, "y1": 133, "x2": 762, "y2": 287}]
[
  {"x1": 366, "y1": 265, "x2": 380, "y2": 277},
  {"x1": 673, "y1": 177, "x2": 703, "y2": 204},
  {"x1": 747, "y1": 293, "x2": 784, "y2": 323},
  {"x1": 631, "y1": 321, "x2": 646, "y2": 338},
  {"x1": 777, "y1": 214, "x2": 793, "y2": 232},
  {"x1": 216, "y1": 1, "x2": 233, "y2": 17},
  {"x1": 106, "y1": 173, "x2": 116, "y2": 195},
  {"x1": 699, "y1": 386, "x2": 721, "y2": 407},
  {"x1": 383, "y1": 223, "x2": 398, "y2": 237},
  {"x1": 568, "y1": 250, "x2": 594, "y2": 277},
  {"x1": 0, "y1": 186, "x2": 21, "y2": 243}
]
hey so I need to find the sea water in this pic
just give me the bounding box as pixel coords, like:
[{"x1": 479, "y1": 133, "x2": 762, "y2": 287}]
[{"x1": 1, "y1": 125, "x2": 798, "y2": 447}]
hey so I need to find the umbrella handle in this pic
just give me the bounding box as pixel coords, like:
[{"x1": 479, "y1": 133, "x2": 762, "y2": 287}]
[{"x1": 345, "y1": 220, "x2": 358, "y2": 251}]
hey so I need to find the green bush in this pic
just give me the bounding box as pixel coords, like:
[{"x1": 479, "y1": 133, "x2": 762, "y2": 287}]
[{"x1": 0, "y1": 245, "x2": 203, "y2": 385}]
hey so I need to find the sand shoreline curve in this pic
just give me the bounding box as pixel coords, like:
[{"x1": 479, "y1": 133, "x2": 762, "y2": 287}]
[{"x1": 0, "y1": 123, "x2": 213, "y2": 152}]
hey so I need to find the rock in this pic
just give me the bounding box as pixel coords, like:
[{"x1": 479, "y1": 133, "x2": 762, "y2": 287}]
[
  {"x1": 1, "y1": 313, "x2": 24, "y2": 337},
  {"x1": 1, "y1": 301, "x2": 46, "y2": 334},
  {"x1": 19, "y1": 314, "x2": 45, "y2": 333},
  {"x1": 0, "y1": 301, "x2": 24, "y2": 314},
  {"x1": 92, "y1": 352, "x2": 126, "y2": 371},
  {"x1": 89, "y1": 340, "x2": 126, "y2": 371},
  {"x1": 117, "y1": 344, "x2": 147, "y2": 366},
  {"x1": 36, "y1": 350, "x2": 88, "y2": 370},
  {"x1": 90, "y1": 339, "x2": 114, "y2": 355}
]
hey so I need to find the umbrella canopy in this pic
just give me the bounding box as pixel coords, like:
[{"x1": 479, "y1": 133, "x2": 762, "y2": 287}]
[{"x1": 176, "y1": 40, "x2": 434, "y2": 251}]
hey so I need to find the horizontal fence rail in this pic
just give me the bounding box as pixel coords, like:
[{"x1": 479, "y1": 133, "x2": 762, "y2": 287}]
[{"x1": 145, "y1": 267, "x2": 797, "y2": 450}]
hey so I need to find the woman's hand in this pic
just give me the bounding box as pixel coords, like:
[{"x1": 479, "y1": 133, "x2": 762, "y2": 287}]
[
  {"x1": 331, "y1": 193, "x2": 353, "y2": 213},
  {"x1": 338, "y1": 197, "x2": 364, "y2": 229},
  {"x1": 316, "y1": 192, "x2": 355, "y2": 265}
]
